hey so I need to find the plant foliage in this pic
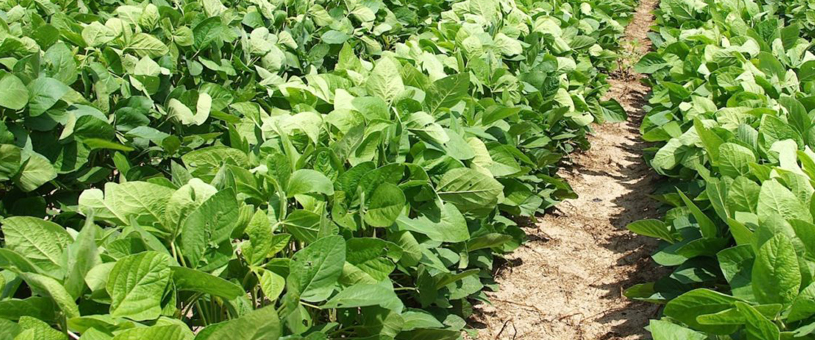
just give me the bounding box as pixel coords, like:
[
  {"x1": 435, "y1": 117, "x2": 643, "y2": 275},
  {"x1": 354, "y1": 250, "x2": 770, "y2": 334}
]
[
  {"x1": 629, "y1": 0, "x2": 815, "y2": 338},
  {"x1": 0, "y1": 0, "x2": 634, "y2": 338}
]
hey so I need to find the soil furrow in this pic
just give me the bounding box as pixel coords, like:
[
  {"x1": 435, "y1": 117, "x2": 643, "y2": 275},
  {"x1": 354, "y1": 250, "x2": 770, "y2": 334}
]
[{"x1": 472, "y1": 1, "x2": 663, "y2": 338}]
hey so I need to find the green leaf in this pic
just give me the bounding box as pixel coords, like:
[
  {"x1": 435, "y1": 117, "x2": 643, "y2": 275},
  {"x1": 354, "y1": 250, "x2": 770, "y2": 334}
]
[
  {"x1": 169, "y1": 95, "x2": 211, "y2": 126},
  {"x1": 0, "y1": 318, "x2": 21, "y2": 339},
  {"x1": 718, "y1": 143, "x2": 755, "y2": 178},
  {"x1": 106, "y1": 252, "x2": 172, "y2": 320},
  {"x1": 677, "y1": 190, "x2": 717, "y2": 238},
  {"x1": 366, "y1": 58, "x2": 404, "y2": 103},
  {"x1": 64, "y1": 221, "x2": 101, "y2": 299},
  {"x1": 195, "y1": 306, "x2": 280, "y2": 340},
  {"x1": 288, "y1": 235, "x2": 345, "y2": 302},
  {"x1": 322, "y1": 282, "x2": 403, "y2": 311},
  {"x1": 648, "y1": 320, "x2": 706, "y2": 340},
  {"x1": 127, "y1": 33, "x2": 169, "y2": 58},
  {"x1": 753, "y1": 234, "x2": 801, "y2": 306},
  {"x1": 82, "y1": 22, "x2": 116, "y2": 47},
  {"x1": 396, "y1": 203, "x2": 470, "y2": 243},
  {"x1": 171, "y1": 267, "x2": 244, "y2": 300},
  {"x1": 180, "y1": 189, "x2": 240, "y2": 266},
  {"x1": 595, "y1": 100, "x2": 628, "y2": 123},
  {"x1": 321, "y1": 30, "x2": 350, "y2": 44},
  {"x1": 15, "y1": 152, "x2": 58, "y2": 192},
  {"x1": 0, "y1": 74, "x2": 28, "y2": 110},
  {"x1": 0, "y1": 297, "x2": 56, "y2": 322},
  {"x1": 27, "y1": 77, "x2": 70, "y2": 117},
  {"x1": 1, "y1": 217, "x2": 72, "y2": 277},
  {"x1": 663, "y1": 289, "x2": 740, "y2": 334},
  {"x1": 0, "y1": 144, "x2": 21, "y2": 181},
  {"x1": 15, "y1": 316, "x2": 67, "y2": 340},
  {"x1": 112, "y1": 324, "x2": 190, "y2": 340},
  {"x1": 437, "y1": 168, "x2": 503, "y2": 215},
  {"x1": 469, "y1": 0, "x2": 498, "y2": 22},
  {"x1": 626, "y1": 219, "x2": 675, "y2": 243},
  {"x1": 18, "y1": 272, "x2": 80, "y2": 319},
  {"x1": 193, "y1": 17, "x2": 224, "y2": 50},
  {"x1": 426, "y1": 74, "x2": 469, "y2": 113},
  {"x1": 757, "y1": 179, "x2": 812, "y2": 222},
  {"x1": 735, "y1": 301, "x2": 781, "y2": 340},
  {"x1": 364, "y1": 183, "x2": 406, "y2": 227},
  {"x1": 258, "y1": 270, "x2": 285, "y2": 301},
  {"x1": 635, "y1": 52, "x2": 669, "y2": 74},
  {"x1": 781, "y1": 23, "x2": 800, "y2": 50},
  {"x1": 287, "y1": 169, "x2": 335, "y2": 197}
]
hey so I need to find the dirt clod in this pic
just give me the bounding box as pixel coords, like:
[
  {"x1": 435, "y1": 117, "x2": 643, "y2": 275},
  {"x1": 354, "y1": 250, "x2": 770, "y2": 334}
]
[{"x1": 470, "y1": 1, "x2": 663, "y2": 339}]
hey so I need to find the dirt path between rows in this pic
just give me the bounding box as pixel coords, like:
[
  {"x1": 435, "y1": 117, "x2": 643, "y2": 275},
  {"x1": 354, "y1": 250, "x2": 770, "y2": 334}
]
[{"x1": 471, "y1": 1, "x2": 663, "y2": 339}]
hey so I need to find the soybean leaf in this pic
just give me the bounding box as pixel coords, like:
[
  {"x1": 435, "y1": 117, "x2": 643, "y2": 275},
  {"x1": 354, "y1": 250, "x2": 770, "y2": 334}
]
[
  {"x1": 288, "y1": 235, "x2": 345, "y2": 302},
  {"x1": 106, "y1": 252, "x2": 172, "y2": 320}
]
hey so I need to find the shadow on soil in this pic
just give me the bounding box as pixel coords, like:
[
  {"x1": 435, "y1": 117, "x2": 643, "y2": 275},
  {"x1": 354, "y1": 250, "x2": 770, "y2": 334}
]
[{"x1": 578, "y1": 88, "x2": 670, "y2": 339}]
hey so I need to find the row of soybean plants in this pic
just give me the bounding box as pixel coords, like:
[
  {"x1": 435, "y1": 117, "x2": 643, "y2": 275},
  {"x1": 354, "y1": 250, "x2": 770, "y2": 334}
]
[
  {"x1": 628, "y1": 0, "x2": 815, "y2": 338},
  {"x1": 0, "y1": 0, "x2": 634, "y2": 339}
]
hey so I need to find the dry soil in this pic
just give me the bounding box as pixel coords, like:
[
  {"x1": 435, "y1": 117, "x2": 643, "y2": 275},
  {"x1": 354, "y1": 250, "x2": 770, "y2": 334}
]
[{"x1": 470, "y1": 0, "x2": 664, "y2": 339}]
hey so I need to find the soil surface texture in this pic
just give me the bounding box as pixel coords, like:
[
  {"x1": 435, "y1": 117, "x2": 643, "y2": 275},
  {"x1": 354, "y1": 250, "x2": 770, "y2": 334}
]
[{"x1": 470, "y1": 0, "x2": 664, "y2": 339}]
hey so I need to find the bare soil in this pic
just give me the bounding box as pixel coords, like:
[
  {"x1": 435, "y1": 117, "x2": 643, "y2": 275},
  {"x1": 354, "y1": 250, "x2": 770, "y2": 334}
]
[{"x1": 470, "y1": 1, "x2": 664, "y2": 339}]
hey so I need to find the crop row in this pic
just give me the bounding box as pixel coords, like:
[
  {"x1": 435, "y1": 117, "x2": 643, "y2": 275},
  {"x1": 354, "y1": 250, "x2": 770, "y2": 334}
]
[
  {"x1": 628, "y1": 0, "x2": 815, "y2": 338},
  {"x1": 0, "y1": 0, "x2": 634, "y2": 339}
]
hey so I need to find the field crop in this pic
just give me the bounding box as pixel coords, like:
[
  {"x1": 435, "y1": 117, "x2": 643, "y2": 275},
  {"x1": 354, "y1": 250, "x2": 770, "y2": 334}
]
[
  {"x1": 628, "y1": 0, "x2": 815, "y2": 338},
  {"x1": 0, "y1": 0, "x2": 635, "y2": 338}
]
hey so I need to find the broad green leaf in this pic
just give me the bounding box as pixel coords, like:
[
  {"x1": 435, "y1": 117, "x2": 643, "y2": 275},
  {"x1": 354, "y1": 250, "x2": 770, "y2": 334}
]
[
  {"x1": 64, "y1": 221, "x2": 101, "y2": 299},
  {"x1": 426, "y1": 74, "x2": 469, "y2": 113},
  {"x1": 288, "y1": 235, "x2": 345, "y2": 302},
  {"x1": 15, "y1": 152, "x2": 57, "y2": 192},
  {"x1": 648, "y1": 319, "x2": 706, "y2": 340},
  {"x1": 469, "y1": 0, "x2": 498, "y2": 22},
  {"x1": 127, "y1": 33, "x2": 169, "y2": 58},
  {"x1": 757, "y1": 179, "x2": 812, "y2": 222},
  {"x1": 180, "y1": 189, "x2": 240, "y2": 266},
  {"x1": 366, "y1": 58, "x2": 404, "y2": 103},
  {"x1": 663, "y1": 289, "x2": 740, "y2": 334},
  {"x1": 735, "y1": 302, "x2": 781, "y2": 340},
  {"x1": 635, "y1": 53, "x2": 670, "y2": 73},
  {"x1": 82, "y1": 22, "x2": 116, "y2": 47},
  {"x1": 195, "y1": 306, "x2": 280, "y2": 340},
  {"x1": 171, "y1": 267, "x2": 243, "y2": 300},
  {"x1": 438, "y1": 168, "x2": 503, "y2": 215},
  {"x1": 718, "y1": 143, "x2": 756, "y2": 178},
  {"x1": 112, "y1": 324, "x2": 190, "y2": 340},
  {"x1": 345, "y1": 238, "x2": 402, "y2": 281},
  {"x1": 193, "y1": 17, "x2": 224, "y2": 50},
  {"x1": 322, "y1": 282, "x2": 403, "y2": 312},
  {"x1": 321, "y1": 30, "x2": 350, "y2": 44},
  {"x1": 626, "y1": 219, "x2": 675, "y2": 243},
  {"x1": 169, "y1": 95, "x2": 211, "y2": 126},
  {"x1": 0, "y1": 144, "x2": 21, "y2": 181},
  {"x1": 2, "y1": 217, "x2": 71, "y2": 277},
  {"x1": 364, "y1": 183, "x2": 406, "y2": 227},
  {"x1": 789, "y1": 283, "x2": 815, "y2": 322},
  {"x1": 595, "y1": 100, "x2": 628, "y2": 123},
  {"x1": 0, "y1": 74, "x2": 28, "y2": 110},
  {"x1": 106, "y1": 252, "x2": 172, "y2": 320},
  {"x1": 287, "y1": 169, "x2": 334, "y2": 197},
  {"x1": 27, "y1": 77, "x2": 70, "y2": 117},
  {"x1": 259, "y1": 270, "x2": 285, "y2": 301},
  {"x1": 18, "y1": 272, "x2": 80, "y2": 319},
  {"x1": 717, "y1": 245, "x2": 755, "y2": 301},
  {"x1": 0, "y1": 297, "x2": 56, "y2": 322},
  {"x1": 677, "y1": 190, "x2": 718, "y2": 238},
  {"x1": 396, "y1": 203, "x2": 470, "y2": 243},
  {"x1": 753, "y1": 234, "x2": 801, "y2": 306},
  {"x1": 15, "y1": 316, "x2": 67, "y2": 340}
]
